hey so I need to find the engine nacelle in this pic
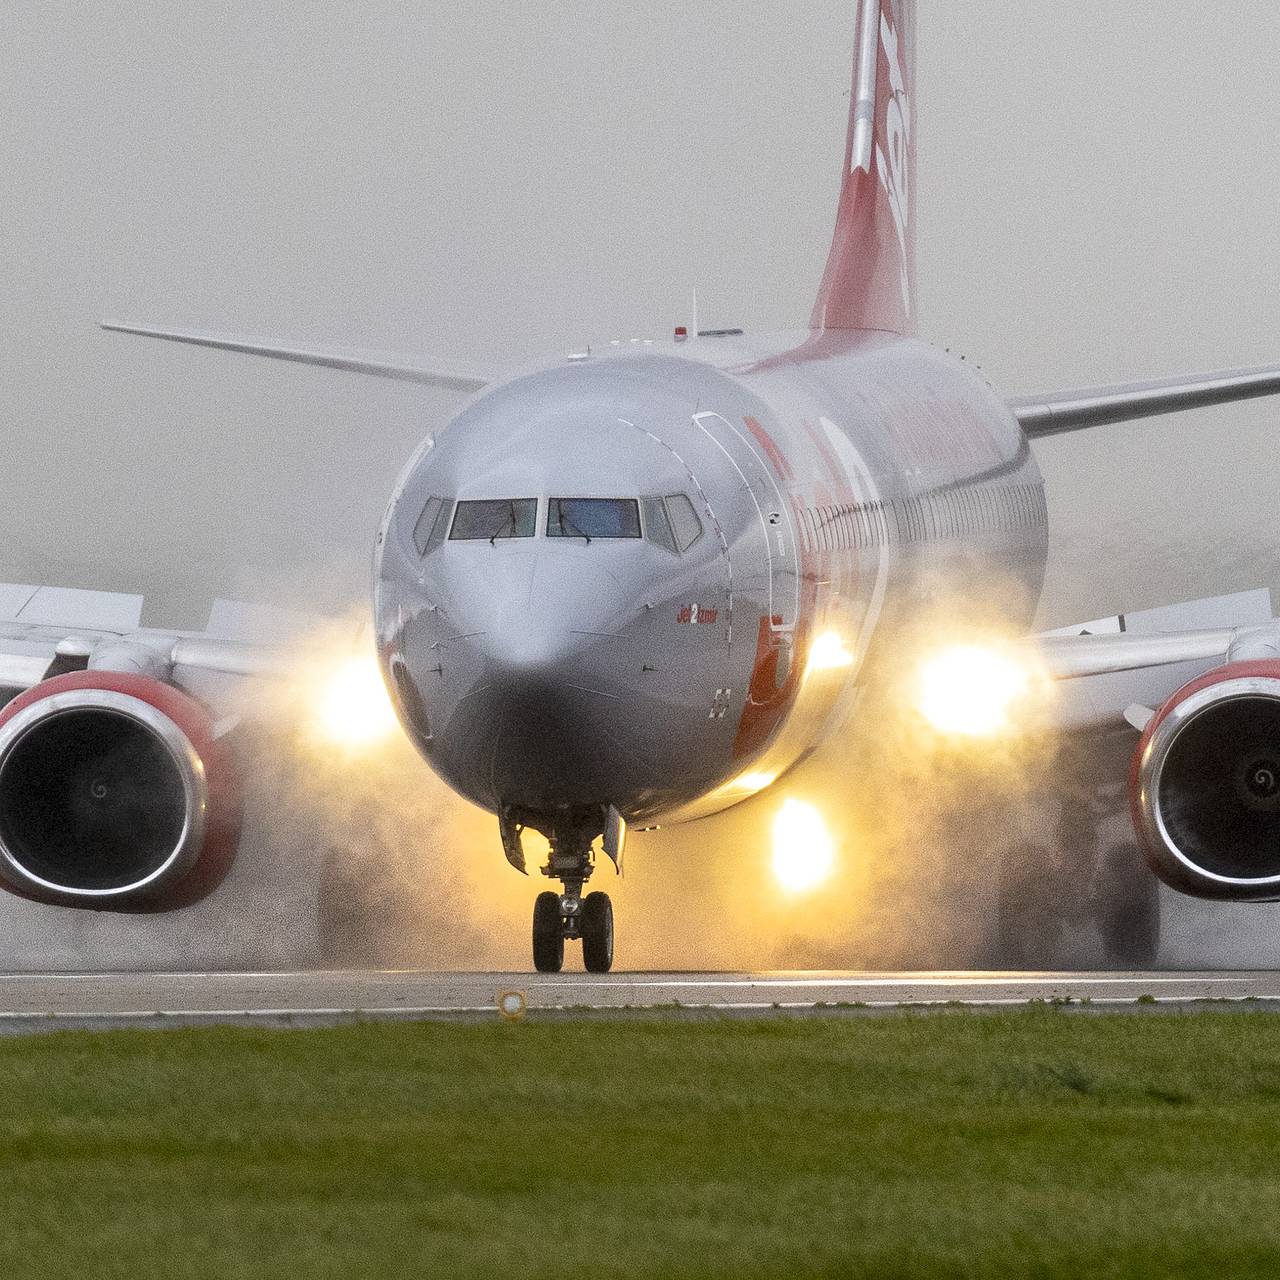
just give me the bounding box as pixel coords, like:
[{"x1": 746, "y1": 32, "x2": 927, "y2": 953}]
[
  {"x1": 1132, "y1": 661, "x2": 1280, "y2": 899},
  {"x1": 0, "y1": 671, "x2": 241, "y2": 910}
]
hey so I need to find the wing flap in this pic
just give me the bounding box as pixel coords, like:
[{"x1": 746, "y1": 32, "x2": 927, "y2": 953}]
[
  {"x1": 1039, "y1": 588, "x2": 1274, "y2": 639},
  {"x1": 0, "y1": 647, "x2": 60, "y2": 690},
  {"x1": 0, "y1": 584, "x2": 143, "y2": 630}
]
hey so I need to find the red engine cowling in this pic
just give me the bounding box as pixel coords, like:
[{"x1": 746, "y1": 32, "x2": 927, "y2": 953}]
[
  {"x1": 1131, "y1": 660, "x2": 1280, "y2": 899},
  {"x1": 0, "y1": 671, "x2": 242, "y2": 911}
]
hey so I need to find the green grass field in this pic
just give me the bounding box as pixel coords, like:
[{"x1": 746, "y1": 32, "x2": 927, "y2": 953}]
[{"x1": 3, "y1": 1009, "x2": 1280, "y2": 1278}]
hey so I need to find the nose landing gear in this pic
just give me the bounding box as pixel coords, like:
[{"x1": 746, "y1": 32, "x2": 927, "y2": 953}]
[
  {"x1": 530, "y1": 831, "x2": 614, "y2": 974},
  {"x1": 505, "y1": 810, "x2": 618, "y2": 974}
]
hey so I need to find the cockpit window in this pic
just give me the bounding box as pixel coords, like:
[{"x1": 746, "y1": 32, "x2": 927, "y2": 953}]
[
  {"x1": 664, "y1": 494, "x2": 704, "y2": 551},
  {"x1": 412, "y1": 496, "x2": 451, "y2": 556},
  {"x1": 449, "y1": 498, "x2": 537, "y2": 540},
  {"x1": 641, "y1": 497, "x2": 678, "y2": 553},
  {"x1": 547, "y1": 498, "x2": 641, "y2": 540}
]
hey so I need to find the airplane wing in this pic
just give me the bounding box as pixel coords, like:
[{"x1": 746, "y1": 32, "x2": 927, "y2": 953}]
[
  {"x1": 0, "y1": 627, "x2": 289, "y2": 692},
  {"x1": 1009, "y1": 360, "x2": 1280, "y2": 438},
  {"x1": 0, "y1": 586, "x2": 345, "y2": 700},
  {"x1": 1030, "y1": 589, "x2": 1274, "y2": 730},
  {"x1": 1039, "y1": 628, "x2": 1235, "y2": 682},
  {"x1": 101, "y1": 321, "x2": 497, "y2": 394}
]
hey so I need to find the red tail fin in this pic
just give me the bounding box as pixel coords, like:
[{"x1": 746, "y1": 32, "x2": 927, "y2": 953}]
[{"x1": 811, "y1": 0, "x2": 916, "y2": 334}]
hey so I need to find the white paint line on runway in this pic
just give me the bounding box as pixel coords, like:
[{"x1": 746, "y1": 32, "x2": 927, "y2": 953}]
[
  {"x1": 527, "y1": 975, "x2": 1255, "y2": 989},
  {"x1": 0, "y1": 972, "x2": 1256, "y2": 984},
  {"x1": 0, "y1": 972, "x2": 1260, "y2": 992},
  {"x1": 0, "y1": 971, "x2": 1274, "y2": 1030},
  {"x1": 0, "y1": 993, "x2": 1271, "y2": 1026}
]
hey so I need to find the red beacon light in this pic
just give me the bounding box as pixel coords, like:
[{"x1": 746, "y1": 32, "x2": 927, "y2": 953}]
[{"x1": 674, "y1": 326, "x2": 688, "y2": 342}]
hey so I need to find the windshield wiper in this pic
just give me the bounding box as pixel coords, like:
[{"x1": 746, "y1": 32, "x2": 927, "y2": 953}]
[
  {"x1": 559, "y1": 507, "x2": 592, "y2": 544},
  {"x1": 489, "y1": 502, "x2": 518, "y2": 545}
]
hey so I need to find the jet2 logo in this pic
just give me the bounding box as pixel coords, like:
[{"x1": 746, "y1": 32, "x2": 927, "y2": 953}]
[
  {"x1": 678, "y1": 604, "x2": 719, "y2": 626},
  {"x1": 876, "y1": 1, "x2": 911, "y2": 314}
]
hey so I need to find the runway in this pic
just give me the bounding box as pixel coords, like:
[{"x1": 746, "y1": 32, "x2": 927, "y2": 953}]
[{"x1": 0, "y1": 969, "x2": 1277, "y2": 1031}]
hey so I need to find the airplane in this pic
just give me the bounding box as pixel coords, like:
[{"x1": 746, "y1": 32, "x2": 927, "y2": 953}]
[{"x1": 2, "y1": 0, "x2": 1280, "y2": 973}]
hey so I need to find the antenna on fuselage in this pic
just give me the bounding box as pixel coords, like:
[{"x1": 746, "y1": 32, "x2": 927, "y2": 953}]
[{"x1": 675, "y1": 288, "x2": 698, "y2": 344}]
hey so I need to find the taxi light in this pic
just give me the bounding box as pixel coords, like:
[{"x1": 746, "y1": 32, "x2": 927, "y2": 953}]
[
  {"x1": 915, "y1": 643, "x2": 1034, "y2": 738},
  {"x1": 807, "y1": 631, "x2": 854, "y2": 673},
  {"x1": 771, "y1": 800, "x2": 836, "y2": 894},
  {"x1": 315, "y1": 655, "x2": 399, "y2": 748}
]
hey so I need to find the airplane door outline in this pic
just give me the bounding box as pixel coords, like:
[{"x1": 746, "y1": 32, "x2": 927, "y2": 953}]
[{"x1": 692, "y1": 411, "x2": 799, "y2": 636}]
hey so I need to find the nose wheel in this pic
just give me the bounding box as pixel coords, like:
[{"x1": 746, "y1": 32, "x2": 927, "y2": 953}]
[
  {"x1": 532, "y1": 892, "x2": 565, "y2": 972},
  {"x1": 581, "y1": 891, "x2": 614, "y2": 973},
  {"x1": 531, "y1": 889, "x2": 614, "y2": 974},
  {"x1": 509, "y1": 810, "x2": 620, "y2": 974}
]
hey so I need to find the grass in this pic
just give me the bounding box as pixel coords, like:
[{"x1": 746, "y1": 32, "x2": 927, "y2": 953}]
[{"x1": 4, "y1": 1011, "x2": 1280, "y2": 1277}]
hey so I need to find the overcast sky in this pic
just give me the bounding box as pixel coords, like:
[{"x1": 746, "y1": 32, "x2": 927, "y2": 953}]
[{"x1": 4, "y1": 1, "x2": 1280, "y2": 629}]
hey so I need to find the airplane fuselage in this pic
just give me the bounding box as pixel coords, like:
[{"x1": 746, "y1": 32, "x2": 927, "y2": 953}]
[{"x1": 373, "y1": 328, "x2": 1046, "y2": 828}]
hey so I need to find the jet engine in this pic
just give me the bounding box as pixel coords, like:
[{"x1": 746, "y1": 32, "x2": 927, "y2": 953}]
[
  {"x1": 0, "y1": 670, "x2": 241, "y2": 910},
  {"x1": 1132, "y1": 661, "x2": 1280, "y2": 899}
]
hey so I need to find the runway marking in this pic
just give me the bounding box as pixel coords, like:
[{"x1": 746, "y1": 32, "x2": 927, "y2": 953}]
[
  {"x1": 0, "y1": 971, "x2": 331, "y2": 981},
  {"x1": 0, "y1": 972, "x2": 1272, "y2": 1032},
  {"x1": 527, "y1": 975, "x2": 1254, "y2": 989},
  {"x1": 0, "y1": 971, "x2": 1259, "y2": 986},
  {"x1": 0, "y1": 994, "x2": 1271, "y2": 1025}
]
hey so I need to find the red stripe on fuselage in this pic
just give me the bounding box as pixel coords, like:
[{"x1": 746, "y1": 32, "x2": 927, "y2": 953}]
[{"x1": 742, "y1": 415, "x2": 793, "y2": 482}]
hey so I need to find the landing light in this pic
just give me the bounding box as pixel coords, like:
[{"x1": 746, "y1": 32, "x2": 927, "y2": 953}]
[
  {"x1": 771, "y1": 799, "x2": 835, "y2": 894},
  {"x1": 915, "y1": 644, "x2": 1035, "y2": 738},
  {"x1": 807, "y1": 631, "x2": 854, "y2": 673},
  {"x1": 315, "y1": 655, "x2": 399, "y2": 748}
]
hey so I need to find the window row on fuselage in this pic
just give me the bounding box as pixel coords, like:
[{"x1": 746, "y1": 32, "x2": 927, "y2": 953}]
[{"x1": 799, "y1": 482, "x2": 1045, "y2": 556}]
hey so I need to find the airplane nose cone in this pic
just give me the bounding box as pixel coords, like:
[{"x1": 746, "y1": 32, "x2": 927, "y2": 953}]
[
  {"x1": 479, "y1": 612, "x2": 588, "y2": 679},
  {"x1": 425, "y1": 552, "x2": 651, "y2": 811},
  {"x1": 479, "y1": 556, "x2": 616, "y2": 674}
]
